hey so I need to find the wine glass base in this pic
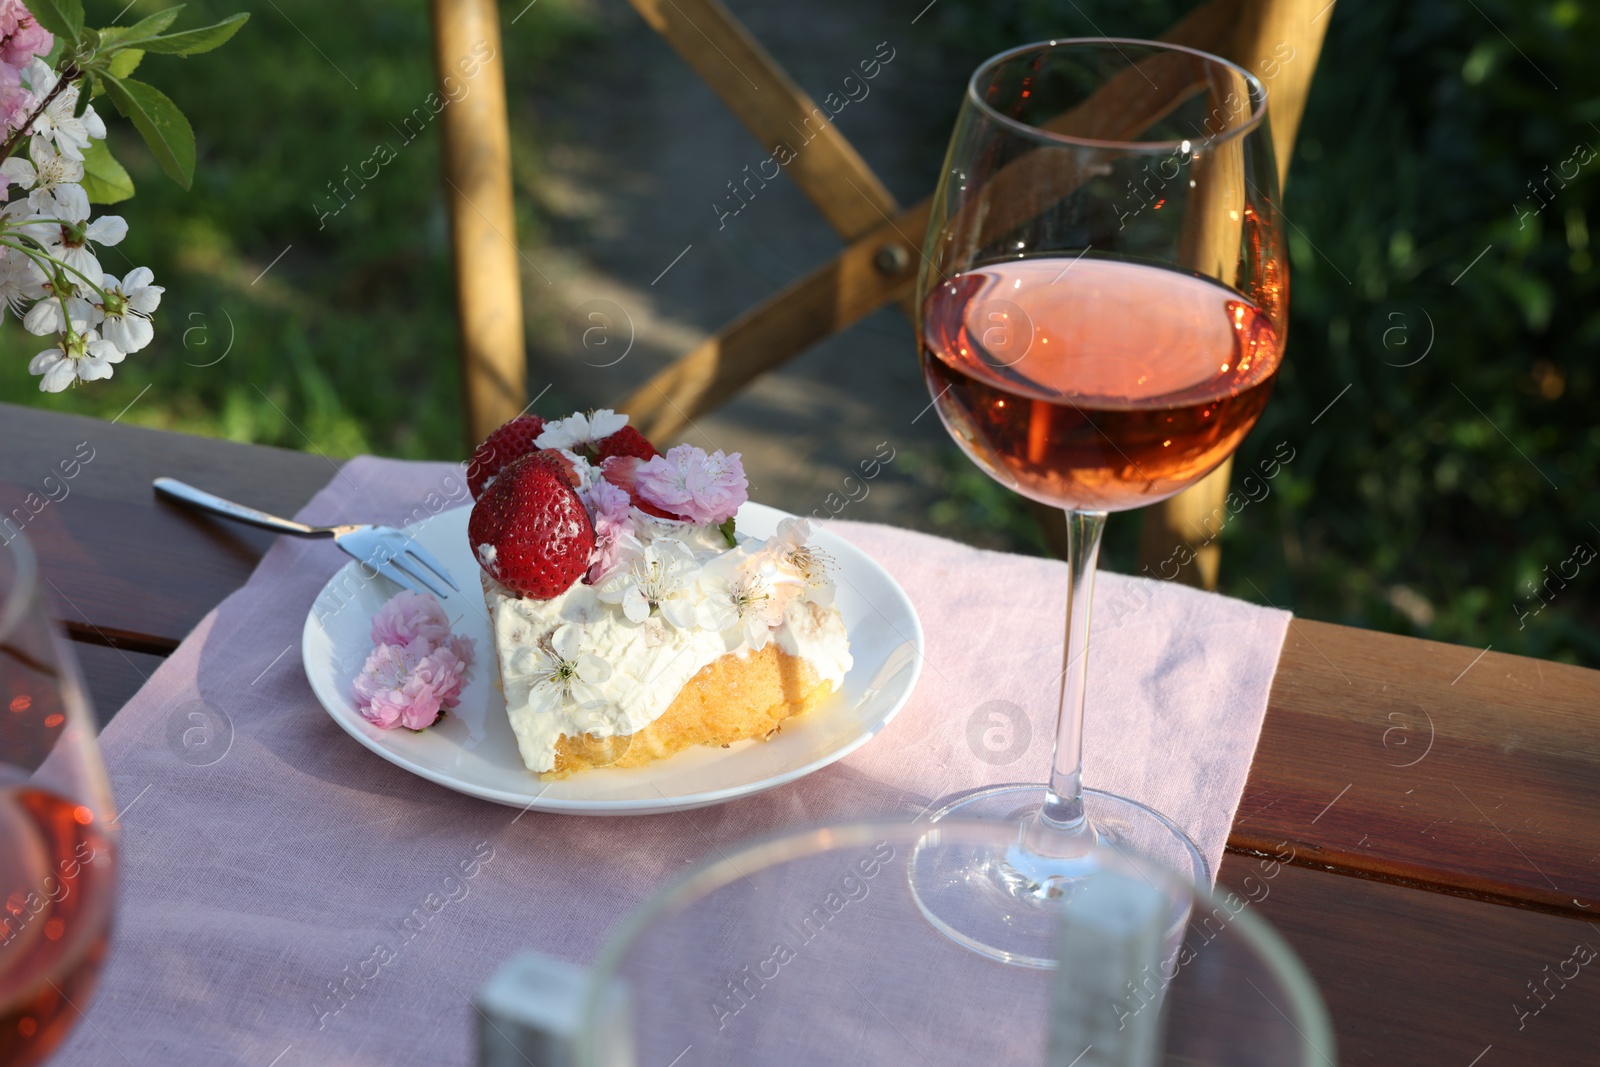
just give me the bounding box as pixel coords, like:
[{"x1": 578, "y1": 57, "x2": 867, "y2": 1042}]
[{"x1": 909, "y1": 784, "x2": 1210, "y2": 968}]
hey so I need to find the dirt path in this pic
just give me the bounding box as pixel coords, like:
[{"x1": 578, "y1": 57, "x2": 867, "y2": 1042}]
[{"x1": 512, "y1": 0, "x2": 970, "y2": 533}]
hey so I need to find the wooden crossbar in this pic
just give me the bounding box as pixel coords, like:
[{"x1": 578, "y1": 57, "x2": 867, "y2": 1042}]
[
  {"x1": 619, "y1": 0, "x2": 1250, "y2": 442},
  {"x1": 625, "y1": 0, "x2": 899, "y2": 242},
  {"x1": 623, "y1": 200, "x2": 931, "y2": 441}
]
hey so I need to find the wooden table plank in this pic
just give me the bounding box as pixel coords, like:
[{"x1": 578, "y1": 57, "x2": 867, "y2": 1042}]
[
  {"x1": 72, "y1": 642, "x2": 167, "y2": 730},
  {"x1": 1233, "y1": 620, "x2": 1600, "y2": 917},
  {"x1": 1, "y1": 402, "x2": 333, "y2": 652},
  {"x1": 1218, "y1": 854, "x2": 1600, "y2": 1065}
]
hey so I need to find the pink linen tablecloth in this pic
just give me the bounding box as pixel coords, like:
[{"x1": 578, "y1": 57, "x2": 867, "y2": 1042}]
[{"x1": 57, "y1": 457, "x2": 1290, "y2": 1066}]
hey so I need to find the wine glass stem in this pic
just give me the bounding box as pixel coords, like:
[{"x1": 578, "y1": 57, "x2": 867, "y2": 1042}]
[{"x1": 1035, "y1": 509, "x2": 1107, "y2": 841}]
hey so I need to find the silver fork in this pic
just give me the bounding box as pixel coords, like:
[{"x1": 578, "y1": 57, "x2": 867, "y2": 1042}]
[{"x1": 153, "y1": 477, "x2": 460, "y2": 599}]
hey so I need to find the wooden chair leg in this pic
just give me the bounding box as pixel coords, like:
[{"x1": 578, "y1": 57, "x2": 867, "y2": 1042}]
[
  {"x1": 1135, "y1": 0, "x2": 1334, "y2": 588},
  {"x1": 1135, "y1": 457, "x2": 1233, "y2": 587},
  {"x1": 431, "y1": 0, "x2": 527, "y2": 447}
]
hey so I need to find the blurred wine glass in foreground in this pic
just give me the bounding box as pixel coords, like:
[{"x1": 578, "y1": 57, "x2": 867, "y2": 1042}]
[
  {"x1": 1, "y1": 531, "x2": 117, "y2": 1066},
  {"x1": 562, "y1": 821, "x2": 1334, "y2": 1065},
  {"x1": 913, "y1": 38, "x2": 1287, "y2": 965}
]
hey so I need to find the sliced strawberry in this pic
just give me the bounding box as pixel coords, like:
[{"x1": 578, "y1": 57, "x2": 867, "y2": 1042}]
[
  {"x1": 594, "y1": 426, "x2": 660, "y2": 464},
  {"x1": 467, "y1": 415, "x2": 546, "y2": 499},
  {"x1": 600, "y1": 455, "x2": 682, "y2": 520},
  {"x1": 468, "y1": 454, "x2": 595, "y2": 598}
]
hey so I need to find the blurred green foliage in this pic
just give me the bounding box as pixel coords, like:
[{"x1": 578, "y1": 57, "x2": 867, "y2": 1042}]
[
  {"x1": 918, "y1": 0, "x2": 1599, "y2": 667},
  {"x1": 0, "y1": 0, "x2": 594, "y2": 457}
]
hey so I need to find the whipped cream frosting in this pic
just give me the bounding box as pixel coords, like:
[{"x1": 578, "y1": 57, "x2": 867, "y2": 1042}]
[{"x1": 484, "y1": 516, "x2": 851, "y2": 774}]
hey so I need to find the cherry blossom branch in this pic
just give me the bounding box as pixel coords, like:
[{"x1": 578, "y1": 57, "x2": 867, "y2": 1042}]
[
  {"x1": 0, "y1": 64, "x2": 77, "y2": 164},
  {"x1": 0, "y1": 235, "x2": 111, "y2": 301}
]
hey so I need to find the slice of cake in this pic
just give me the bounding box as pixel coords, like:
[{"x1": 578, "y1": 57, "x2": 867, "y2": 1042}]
[{"x1": 466, "y1": 410, "x2": 851, "y2": 778}]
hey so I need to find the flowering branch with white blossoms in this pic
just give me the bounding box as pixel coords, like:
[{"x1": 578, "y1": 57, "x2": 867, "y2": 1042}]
[{"x1": 0, "y1": 0, "x2": 247, "y2": 391}]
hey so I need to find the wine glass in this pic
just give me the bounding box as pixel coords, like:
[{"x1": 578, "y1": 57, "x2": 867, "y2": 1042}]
[
  {"x1": 0, "y1": 531, "x2": 118, "y2": 1066},
  {"x1": 912, "y1": 39, "x2": 1287, "y2": 965},
  {"x1": 574, "y1": 820, "x2": 1335, "y2": 1065}
]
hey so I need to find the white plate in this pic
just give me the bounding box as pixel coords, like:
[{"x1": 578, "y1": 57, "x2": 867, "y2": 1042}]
[{"x1": 301, "y1": 503, "x2": 923, "y2": 814}]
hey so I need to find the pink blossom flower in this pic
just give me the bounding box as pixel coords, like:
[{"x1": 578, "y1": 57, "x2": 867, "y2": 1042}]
[
  {"x1": 586, "y1": 509, "x2": 644, "y2": 586},
  {"x1": 0, "y1": 60, "x2": 29, "y2": 134},
  {"x1": 635, "y1": 444, "x2": 748, "y2": 525},
  {"x1": 353, "y1": 641, "x2": 471, "y2": 730},
  {"x1": 581, "y1": 474, "x2": 632, "y2": 524},
  {"x1": 0, "y1": 4, "x2": 52, "y2": 136},
  {"x1": 0, "y1": 3, "x2": 51, "y2": 67},
  {"x1": 370, "y1": 590, "x2": 454, "y2": 648},
  {"x1": 354, "y1": 592, "x2": 476, "y2": 730}
]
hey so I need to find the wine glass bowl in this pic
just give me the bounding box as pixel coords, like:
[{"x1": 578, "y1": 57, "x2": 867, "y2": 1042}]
[
  {"x1": 920, "y1": 38, "x2": 1286, "y2": 514},
  {"x1": 920, "y1": 258, "x2": 1283, "y2": 511},
  {"x1": 577, "y1": 821, "x2": 1336, "y2": 1066},
  {"x1": 911, "y1": 38, "x2": 1288, "y2": 966},
  {"x1": 0, "y1": 532, "x2": 118, "y2": 1067}
]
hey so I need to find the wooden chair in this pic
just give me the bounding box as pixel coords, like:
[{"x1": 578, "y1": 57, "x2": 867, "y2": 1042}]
[{"x1": 428, "y1": 0, "x2": 1333, "y2": 589}]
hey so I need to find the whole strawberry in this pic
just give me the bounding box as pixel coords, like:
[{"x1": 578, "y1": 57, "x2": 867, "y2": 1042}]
[
  {"x1": 594, "y1": 426, "x2": 660, "y2": 464},
  {"x1": 468, "y1": 453, "x2": 595, "y2": 598},
  {"x1": 523, "y1": 448, "x2": 580, "y2": 487},
  {"x1": 467, "y1": 415, "x2": 546, "y2": 499}
]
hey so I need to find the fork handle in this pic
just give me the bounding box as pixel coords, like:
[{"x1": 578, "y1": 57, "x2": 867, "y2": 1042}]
[{"x1": 153, "y1": 477, "x2": 331, "y2": 538}]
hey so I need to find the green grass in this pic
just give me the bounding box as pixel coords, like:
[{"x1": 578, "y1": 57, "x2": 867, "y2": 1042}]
[{"x1": 0, "y1": 0, "x2": 597, "y2": 459}]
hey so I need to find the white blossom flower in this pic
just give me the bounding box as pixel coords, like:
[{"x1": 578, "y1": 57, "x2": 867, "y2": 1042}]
[
  {"x1": 764, "y1": 517, "x2": 836, "y2": 606},
  {"x1": 0, "y1": 136, "x2": 86, "y2": 219},
  {"x1": 23, "y1": 59, "x2": 107, "y2": 162},
  {"x1": 37, "y1": 211, "x2": 126, "y2": 284},
  {"x1": 536, "y1": 408, "x2": 629, "y2": 451},
  {"x1": 697, "y1": 551, "x2": 787, "y2": 649},
  {"x1": 559, "y1": 449, "x2": 603, "y2": 494},
  {"x1": 510, "y1": 624, "x2": 613, "y2": 713},
  {"x1": 0, "y1": 249, "x2": 44, "y2": 317},
  {"x1": 28, "y1": 328, "x2": 123, "y2": 392},
  {"x1": 93, "y1": 268, "x2": 162, "y2": 353},
  {"x1": 598, "y1": 539, "x2": 701, "y2": 627},
  {"x1": 22, "y1": 282, "x2": 95, "y2": 337}
]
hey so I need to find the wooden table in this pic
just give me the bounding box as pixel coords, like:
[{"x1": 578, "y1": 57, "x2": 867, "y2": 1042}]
[{"x1": 6, "y1": 401, "x2": 1598, "y2": 1064}]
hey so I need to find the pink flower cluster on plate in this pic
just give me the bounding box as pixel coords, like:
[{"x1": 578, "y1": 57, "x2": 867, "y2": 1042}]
[{"x1": 353, "y1": 592, "x2": 476, "y2": 731}]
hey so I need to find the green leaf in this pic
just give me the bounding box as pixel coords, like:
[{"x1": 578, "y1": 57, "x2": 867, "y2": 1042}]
[
  {"x1": 107, "y1": 48, "x2": 144, "y2": 80},
  {"x1": 718, "y1": 516, "x2": 737, "y2": 547},
  {"x1": 138, "y1": 13, "x2": 249, "y2": 56},
  {"x1": 79, "y1": 138, "x2": 134, "y2": 204},
  {"x1": 97, "y1": 6, "x2": 183, "y2": 49},
  {"x1": 100, "y1": 75, "x2": 194, "y2": 189},
  {"x1": 28, "y1": 0, "x2": 84, "y2": 44}
]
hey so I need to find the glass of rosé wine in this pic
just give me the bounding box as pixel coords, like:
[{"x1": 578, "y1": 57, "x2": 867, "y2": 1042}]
[
  {"x1": 911, "y1": 39, "x2": 1287, "y2": 965},
  {"x1": 0, "y1": 531, "x2": 118, "y2": 1064}
]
